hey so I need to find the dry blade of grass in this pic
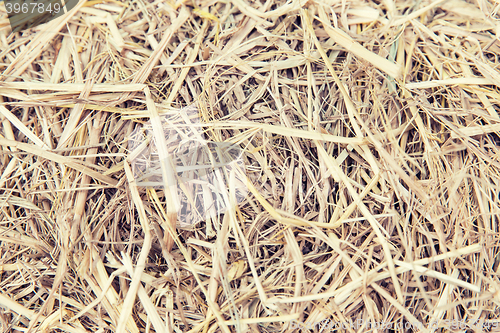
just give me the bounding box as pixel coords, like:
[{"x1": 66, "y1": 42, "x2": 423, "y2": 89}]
[
  {"x1": 145, "y1": 87, "x2": 178, "y2": 252},
  {"x1": 118, "y1": 161, "x2": 152, "y2": 333}
]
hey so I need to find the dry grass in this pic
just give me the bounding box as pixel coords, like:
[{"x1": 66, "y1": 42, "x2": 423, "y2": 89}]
[{"x1": 1, "y1": 0, "x2": 500, "y2": 332}]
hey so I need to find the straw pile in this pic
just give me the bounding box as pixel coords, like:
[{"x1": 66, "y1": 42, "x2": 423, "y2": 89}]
[{"x1": 1, "y1": 0, "x2": 500, "y2": 331}]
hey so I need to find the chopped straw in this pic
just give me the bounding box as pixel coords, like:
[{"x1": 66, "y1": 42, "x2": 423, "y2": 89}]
[{"x1": 1, "y1": 0, "x2": 500, "y2": 332}]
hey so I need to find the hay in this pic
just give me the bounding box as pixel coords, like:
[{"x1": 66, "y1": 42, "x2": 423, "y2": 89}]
[{"x1": 1, "y1": 0, "x2": 500, "y2": 331}]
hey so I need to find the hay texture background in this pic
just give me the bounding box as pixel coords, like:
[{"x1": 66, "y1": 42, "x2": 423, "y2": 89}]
[{"x1": 1, "y1": 0, "x2": 500, "y2": 332}]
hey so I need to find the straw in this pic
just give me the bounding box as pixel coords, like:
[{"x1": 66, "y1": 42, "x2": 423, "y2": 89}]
[{"x1": 1, "y1": 0, "x2": 499, "y2": 331}]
